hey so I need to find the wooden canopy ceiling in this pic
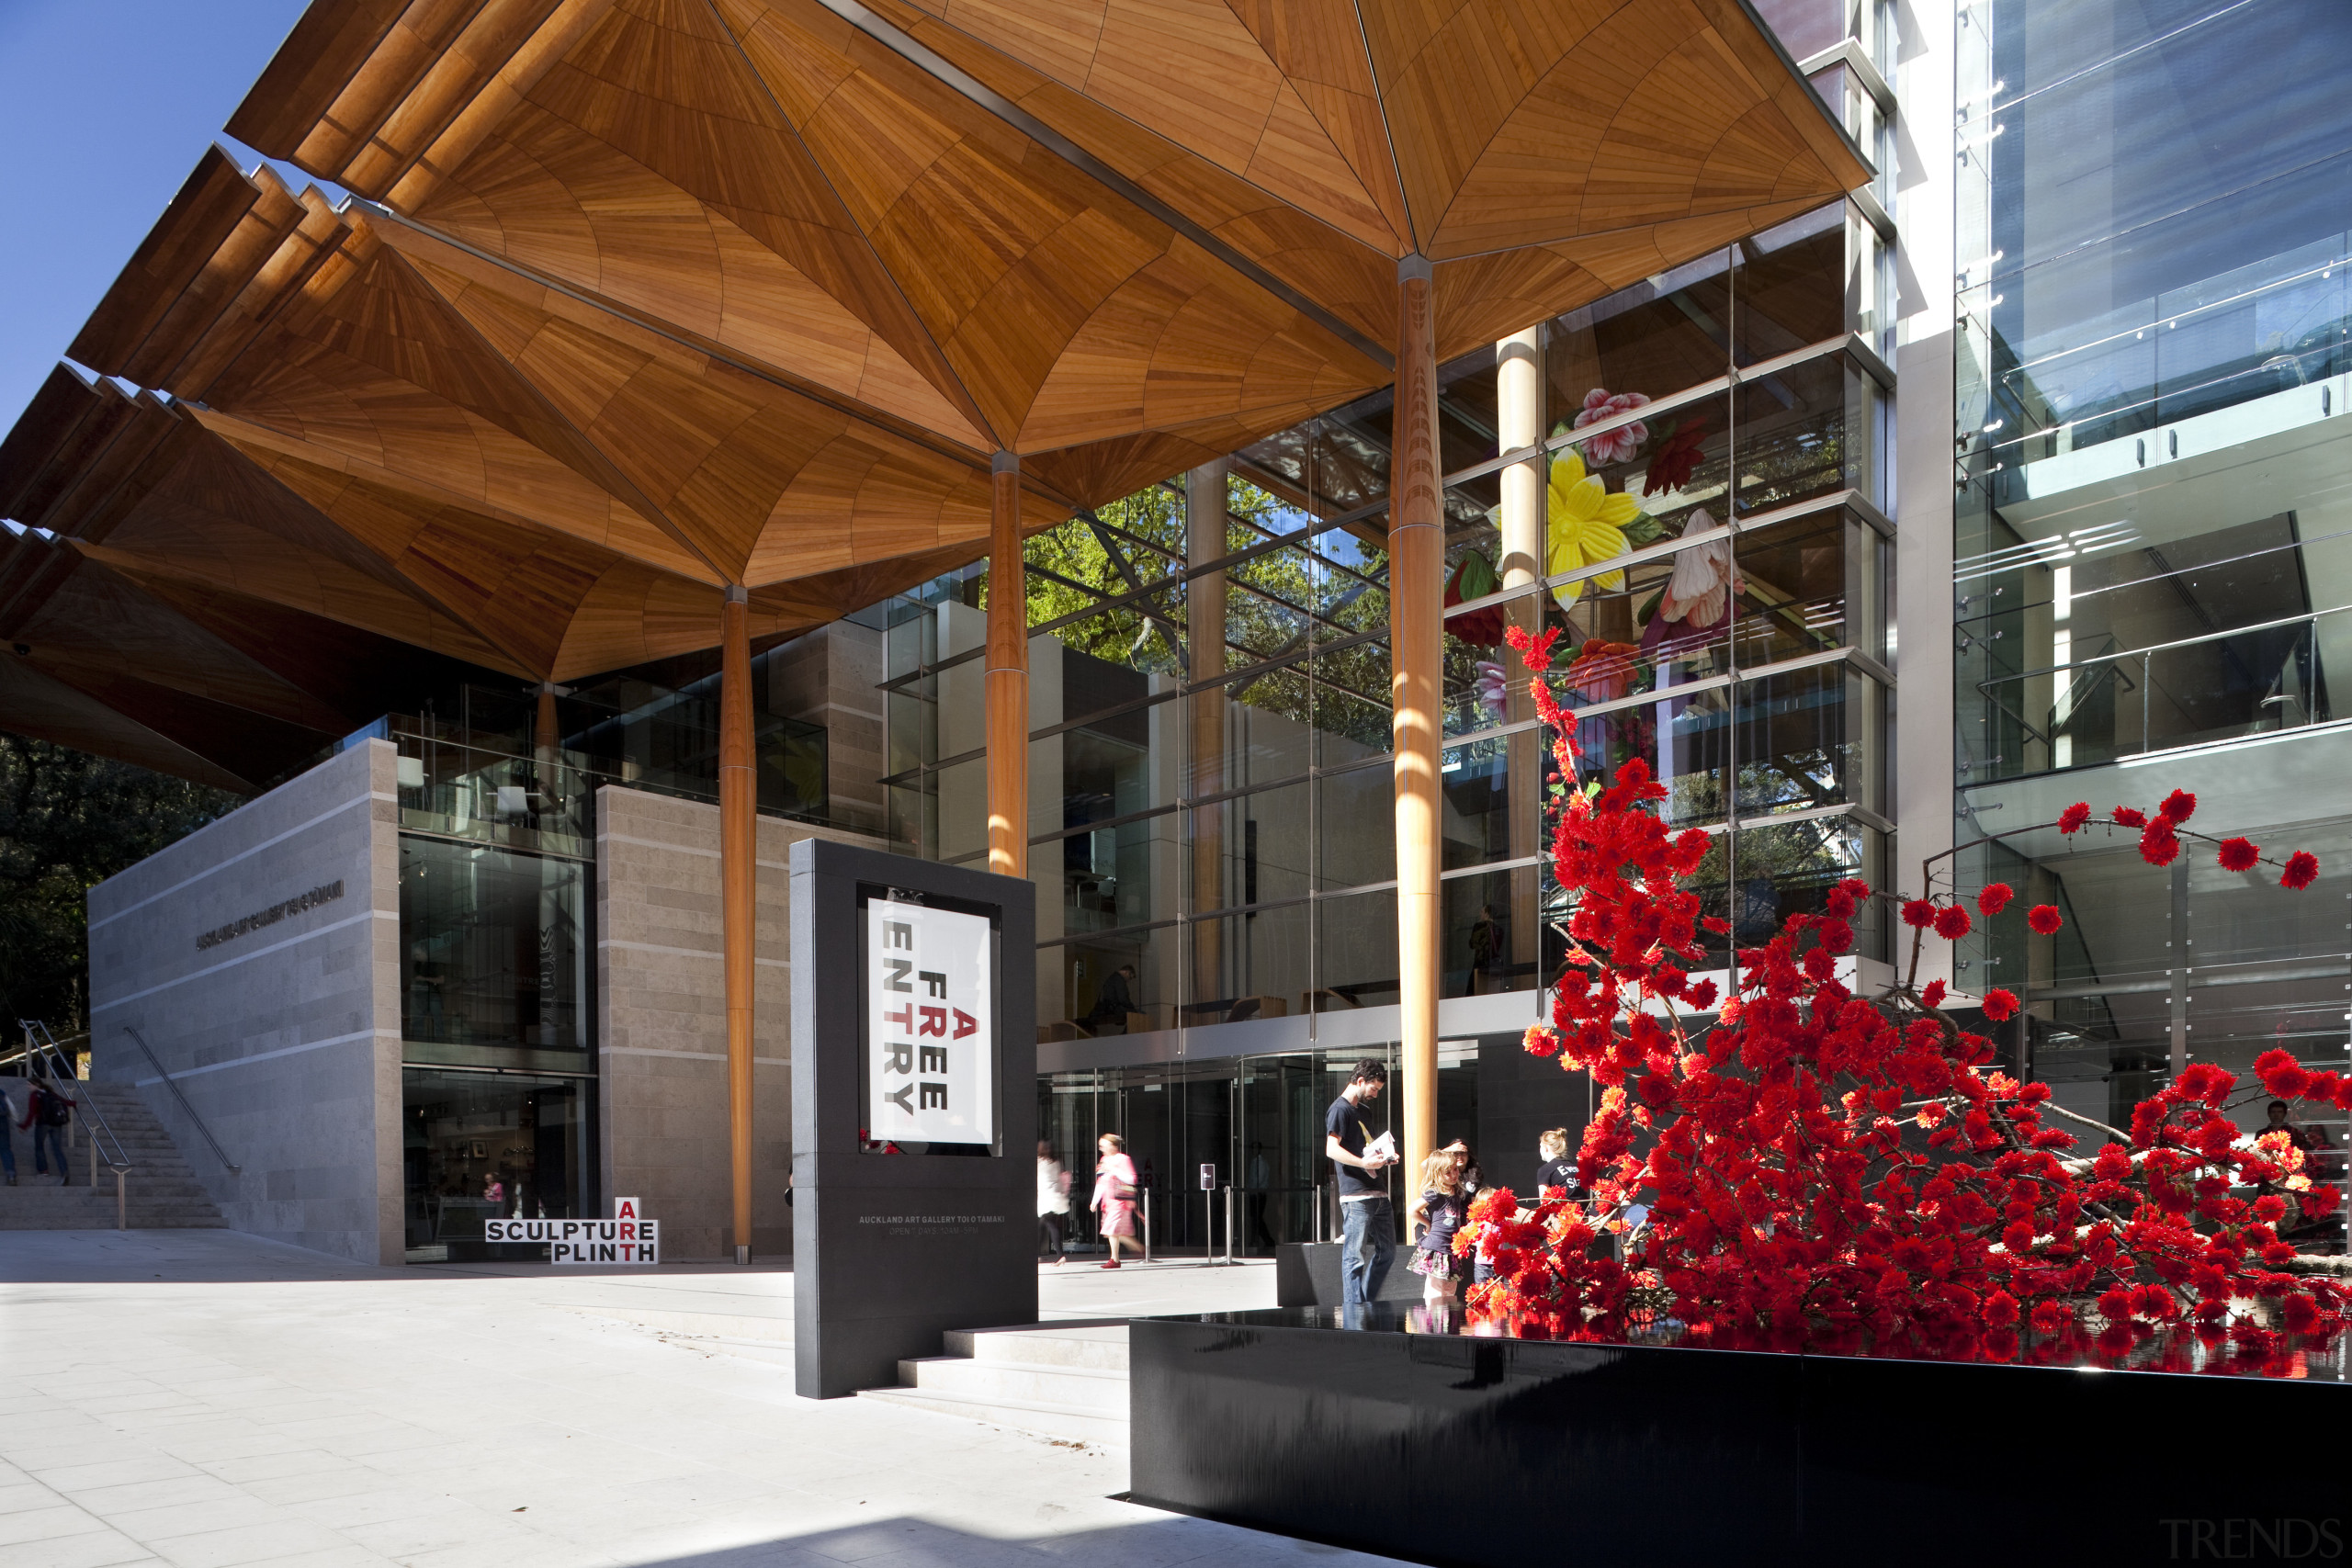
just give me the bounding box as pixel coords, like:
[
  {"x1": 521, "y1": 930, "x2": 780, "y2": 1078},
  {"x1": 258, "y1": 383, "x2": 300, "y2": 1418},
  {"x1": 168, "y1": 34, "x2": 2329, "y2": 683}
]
[
  {"x1": 231, "y1": 0, "x2": 1863, "y2": 471},
  {"x1": 0, "y1": 0, "x2": 1860, "y2": 790}
]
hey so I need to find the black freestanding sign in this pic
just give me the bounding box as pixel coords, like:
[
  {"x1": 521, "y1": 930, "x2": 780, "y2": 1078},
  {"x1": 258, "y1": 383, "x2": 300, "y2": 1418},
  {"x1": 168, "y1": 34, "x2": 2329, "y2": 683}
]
[{"x1": 789, "y1": 838, "x2": 1036, "y2": 1398}]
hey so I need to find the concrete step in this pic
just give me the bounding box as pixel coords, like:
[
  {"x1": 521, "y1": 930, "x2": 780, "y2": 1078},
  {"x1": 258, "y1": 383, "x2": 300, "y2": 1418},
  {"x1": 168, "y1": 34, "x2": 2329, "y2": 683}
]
[
  {"x1": 855, "y1": 1385, "x2": 1127, "y2": 1447},
  {"x1": 945, "y1": 1320, "x2": 1129, "y2": 1371},
  {"x1": 856, "y1": 1320, "x2": 1131, "y2": 1446},
  {"x1": 896, "y1": 1353, "x2": 1126, "y2": 1412}
]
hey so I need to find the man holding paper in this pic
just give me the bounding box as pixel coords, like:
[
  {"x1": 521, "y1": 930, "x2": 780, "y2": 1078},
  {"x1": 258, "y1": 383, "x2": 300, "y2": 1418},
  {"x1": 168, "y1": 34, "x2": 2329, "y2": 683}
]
[{"x1": 1324, "y1": 1061, "x2": 1398, "y2": 1309}]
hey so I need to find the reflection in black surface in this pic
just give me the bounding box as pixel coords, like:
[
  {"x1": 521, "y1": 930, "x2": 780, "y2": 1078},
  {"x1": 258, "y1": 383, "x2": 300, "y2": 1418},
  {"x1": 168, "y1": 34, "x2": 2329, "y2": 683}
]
[
  {"x1": 1165, "y1": 1303, "x2": 2351, "y2": 1381},
  {"x1": 1129, "y1": 1308, "x2": 2349, "y2": 1568}
]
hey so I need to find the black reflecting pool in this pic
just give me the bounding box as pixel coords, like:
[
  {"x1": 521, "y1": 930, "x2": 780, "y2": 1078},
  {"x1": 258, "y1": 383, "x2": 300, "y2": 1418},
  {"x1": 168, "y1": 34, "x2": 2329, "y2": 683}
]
[{"x1": 1128, "y1": 1308, "x2": 2347, "y2": 1568}]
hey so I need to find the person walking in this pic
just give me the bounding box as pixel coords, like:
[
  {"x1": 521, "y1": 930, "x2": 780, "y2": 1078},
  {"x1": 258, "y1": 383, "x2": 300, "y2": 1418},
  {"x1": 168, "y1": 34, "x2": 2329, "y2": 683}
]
[
  {"x1": 1091, "y1": 1133, "x2": 1140, "y2": 1269},
  {"x1": 1325, "y1": 1060, "x2": 1396, "y2": 1308},
  {"x1": 1408, "y1": 1149, "x2": 1467, "y2": 1303},
  {"x1": 1036, "y1": 1139, "x2": 1071, "y2": 1264},
  {"x1": 0, "y1": 1080, "x2": 17, "y2": 1186},
  {"x1": 22, "y1": 1077, "x2": 74, "y2": 1186}
]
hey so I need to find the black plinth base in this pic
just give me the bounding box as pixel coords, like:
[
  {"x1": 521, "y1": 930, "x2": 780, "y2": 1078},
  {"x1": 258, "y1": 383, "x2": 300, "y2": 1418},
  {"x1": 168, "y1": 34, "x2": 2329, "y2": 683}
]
[
  {"x1": 1272, "y1": 1241, "x2": 1424, "y2": 1307},
  {"x1": 1129, "y1": 1308, "x2": 2346, "y2": 1568}
]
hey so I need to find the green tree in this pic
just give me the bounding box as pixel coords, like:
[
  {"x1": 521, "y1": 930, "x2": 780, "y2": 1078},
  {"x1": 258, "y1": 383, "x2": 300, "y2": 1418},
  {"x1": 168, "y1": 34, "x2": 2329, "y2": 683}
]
[{"x1": 0, "y1": 737, "x2": 242, "y2": 1045}]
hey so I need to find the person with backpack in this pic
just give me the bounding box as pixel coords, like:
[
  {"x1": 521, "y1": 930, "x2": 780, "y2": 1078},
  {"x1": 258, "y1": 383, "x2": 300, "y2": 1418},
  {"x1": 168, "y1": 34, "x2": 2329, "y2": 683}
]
[{"x1": 21, "y1": 1077, "x2": 74, "y2": 1185}]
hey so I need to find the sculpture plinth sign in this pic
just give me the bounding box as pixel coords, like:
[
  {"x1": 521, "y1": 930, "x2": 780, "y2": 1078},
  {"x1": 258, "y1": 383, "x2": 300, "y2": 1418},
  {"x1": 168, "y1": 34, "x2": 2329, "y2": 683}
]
[
  {"x1": 791, "y1": 839, "x2": 1035, "y2": 1398},
  {"x1": 487, "y1": 1197, "x2": 658, "y2": 1264}
]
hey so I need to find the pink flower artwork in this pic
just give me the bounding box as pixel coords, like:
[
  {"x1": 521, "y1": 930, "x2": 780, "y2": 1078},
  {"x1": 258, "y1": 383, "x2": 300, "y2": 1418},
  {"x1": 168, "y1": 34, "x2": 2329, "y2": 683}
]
[{"x1": 1573, "y1": 389, "x2": 1651, "y2": 465}]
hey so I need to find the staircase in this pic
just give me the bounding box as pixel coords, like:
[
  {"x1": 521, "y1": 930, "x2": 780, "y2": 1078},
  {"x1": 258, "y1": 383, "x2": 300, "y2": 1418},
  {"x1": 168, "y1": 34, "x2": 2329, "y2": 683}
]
[
  {"x1": 858, "y1": 1321, "x2": 1130, "y2": 1446},
  {"x1": 0, "y1": 1080, "x2": 225, "y2": 1229}
]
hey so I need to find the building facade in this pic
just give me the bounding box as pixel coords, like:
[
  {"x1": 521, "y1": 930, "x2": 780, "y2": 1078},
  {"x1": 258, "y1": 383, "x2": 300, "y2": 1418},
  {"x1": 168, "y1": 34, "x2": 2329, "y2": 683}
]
[{"x1": 62, "y1": 0, "x2": 2351, "y2": 1258}]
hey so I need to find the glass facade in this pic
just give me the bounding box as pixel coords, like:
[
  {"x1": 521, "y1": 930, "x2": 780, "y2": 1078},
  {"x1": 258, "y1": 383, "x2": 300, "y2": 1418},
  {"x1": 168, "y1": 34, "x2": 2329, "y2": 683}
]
[
  {"x1": 401, "y1": 1067, "x2": 594, "y2": 1263},
  {"x1": 1953, "y1": 0, "x2": 2352, "y2": 1233},
  {"x1": 882, "y1": 197, "x2": 1896, "y2": 1043},
  {"x1": 1039, "y1": 1031, "x2": 1593, "y2": 1256},
  {"x1": 367, "y1": 619, "x2": 894, "y2": 1259}
]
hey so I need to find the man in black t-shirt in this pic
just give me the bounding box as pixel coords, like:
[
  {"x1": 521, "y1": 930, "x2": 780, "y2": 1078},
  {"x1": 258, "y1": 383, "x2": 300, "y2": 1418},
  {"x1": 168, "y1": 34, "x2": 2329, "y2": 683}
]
[{"x1": 1324, "y1": 1060, "x2": 1396, "y2": 1307}]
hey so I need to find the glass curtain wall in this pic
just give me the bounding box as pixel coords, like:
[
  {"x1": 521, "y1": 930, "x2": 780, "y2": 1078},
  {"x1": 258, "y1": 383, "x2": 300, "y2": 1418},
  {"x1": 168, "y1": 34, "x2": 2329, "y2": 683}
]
[
  {"x1": 882, "y1": 200, "x2": 1897, "y2": 1032},
  {"x1": 1953, "y1": 0, "x2": 2352, "y2": 1241},
  {"x1": 1041, "y1": 1029, "x2": 1603, "y2": 1258},
  {"x1": 1957, "y1": 0, "x2": 2352, "y2": 783},
  {"x1": 396, "y1": 825, "x2": 599, "y2": 1261}
]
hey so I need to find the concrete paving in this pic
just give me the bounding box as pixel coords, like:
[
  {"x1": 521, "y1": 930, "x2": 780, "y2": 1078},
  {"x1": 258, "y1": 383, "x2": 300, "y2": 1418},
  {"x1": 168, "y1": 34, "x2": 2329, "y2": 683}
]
[{"x1": 0, "y1": 1231, "x2": 1396, "y2": 1568}]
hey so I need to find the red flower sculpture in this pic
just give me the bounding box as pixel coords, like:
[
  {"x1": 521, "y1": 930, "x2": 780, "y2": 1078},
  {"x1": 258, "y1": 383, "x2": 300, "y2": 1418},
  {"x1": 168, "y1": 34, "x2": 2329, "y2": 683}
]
[
  {"x1": 1977, "y1": 883, "x2": 2014, "y2": 916},
  {"x1": 2218, "y1": 837, "x2": 2261, "y2": 873},
  {"x1": 2027, "y1": 904, "x2": 2064, "y2": 935},
  {"x1": 1462, "y1": 645, "x2": 2346, "y2": 1370}
]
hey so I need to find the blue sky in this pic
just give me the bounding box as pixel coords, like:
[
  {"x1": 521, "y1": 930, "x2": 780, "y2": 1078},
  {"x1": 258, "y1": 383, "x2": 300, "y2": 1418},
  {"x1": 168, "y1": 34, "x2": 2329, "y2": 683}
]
[{"x1": 0, "y1": 0, "x2": 311, "y2": 438}]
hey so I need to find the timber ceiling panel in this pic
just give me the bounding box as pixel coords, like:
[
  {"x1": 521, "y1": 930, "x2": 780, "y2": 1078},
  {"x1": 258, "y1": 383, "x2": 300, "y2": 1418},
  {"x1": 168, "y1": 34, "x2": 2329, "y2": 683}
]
[
  {"x1": 0, "y1": 649, "x2": 261, "y2": 794},
  {"x1": 10, "y1": 554, "x2": 352, "y2": 736},
  {"x1": 225, "y1": 0, "x2": 1859, "y2": 464},
  {"x1": 0, "y1": 0, "x2": 1860, "y2": 789}
]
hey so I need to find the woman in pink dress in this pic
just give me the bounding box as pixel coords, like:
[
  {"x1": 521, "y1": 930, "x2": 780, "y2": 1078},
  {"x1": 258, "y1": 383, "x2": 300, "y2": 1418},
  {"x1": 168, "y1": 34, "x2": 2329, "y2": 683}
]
[{"x1": 1091, "y1": 1133, "x2": 1140, "y2": 1269}]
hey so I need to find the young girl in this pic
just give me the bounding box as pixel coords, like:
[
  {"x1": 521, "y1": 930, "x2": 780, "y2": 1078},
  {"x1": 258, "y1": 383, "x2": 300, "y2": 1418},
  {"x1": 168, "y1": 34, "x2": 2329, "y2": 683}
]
[
  {"x1": 1091, "y1": 1133, "x2": 1140, "y2": 1269},
  {"x1": 1408, "y1": 1149, "x2": 1466, "y2": 1301}
]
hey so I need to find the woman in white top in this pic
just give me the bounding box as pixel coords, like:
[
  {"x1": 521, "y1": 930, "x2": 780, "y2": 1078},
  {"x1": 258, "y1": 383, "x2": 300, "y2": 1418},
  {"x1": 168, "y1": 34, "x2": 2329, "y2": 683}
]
[{"x1": 1036, "y1": 1140, "x2": 1071, "y2": 1264}]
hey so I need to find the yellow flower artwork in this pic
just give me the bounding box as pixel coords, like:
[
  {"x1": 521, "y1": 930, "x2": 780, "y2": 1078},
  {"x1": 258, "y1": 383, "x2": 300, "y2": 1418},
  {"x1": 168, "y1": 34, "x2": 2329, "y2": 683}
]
[{"x1": 1544, "y1": 448, "x2": 1641, "y2": 609}]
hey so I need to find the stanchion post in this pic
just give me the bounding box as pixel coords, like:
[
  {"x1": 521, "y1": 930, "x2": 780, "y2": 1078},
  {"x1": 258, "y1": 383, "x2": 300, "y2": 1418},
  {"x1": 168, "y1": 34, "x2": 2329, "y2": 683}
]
[
  {"x1": 116, "y1": 1169, "x2": 126, "y2": 1231},
  {"x1": 1224, "y1": 1184, "x2": 1235, "y2": 1265}
]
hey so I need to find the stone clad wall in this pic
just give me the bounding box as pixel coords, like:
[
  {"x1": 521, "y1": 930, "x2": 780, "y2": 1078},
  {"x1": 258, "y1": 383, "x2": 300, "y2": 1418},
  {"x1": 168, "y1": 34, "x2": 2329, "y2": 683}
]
[
  {"x1": 85, "y1": 740, "x2": 401, "y2": 1264},
  {"x1": 595, "y1": 785, "x2": 881, "y2": 1259}
]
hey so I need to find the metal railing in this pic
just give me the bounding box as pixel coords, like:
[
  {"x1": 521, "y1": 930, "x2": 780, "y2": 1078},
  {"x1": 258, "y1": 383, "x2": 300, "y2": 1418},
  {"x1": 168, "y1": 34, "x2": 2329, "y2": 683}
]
[
  {"x1": 122, "y1": 1026, "x2": 241, "y2": 1176},
  {"x1": 17, "y1": 1021, "x2": 130, "y2": 1228},
  {"x1": 1977, "y1": 605, "x2": 2345, "y2": 773}
]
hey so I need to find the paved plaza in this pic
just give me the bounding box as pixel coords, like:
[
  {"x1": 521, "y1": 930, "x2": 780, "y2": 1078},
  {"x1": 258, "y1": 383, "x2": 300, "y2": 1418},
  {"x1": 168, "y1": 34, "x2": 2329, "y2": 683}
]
[{"x1": 0, "y1": 1233, "x2": 1396, "y2": 1568}]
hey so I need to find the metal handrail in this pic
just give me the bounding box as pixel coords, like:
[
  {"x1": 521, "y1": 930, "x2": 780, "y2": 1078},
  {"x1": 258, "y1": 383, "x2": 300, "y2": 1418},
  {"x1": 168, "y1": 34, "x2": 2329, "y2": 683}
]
[
  {"x1": 1982, "y1": 604, "x2": 2347, "y2": 687},
  {"x1": 17, "y1": 1021, "x2": 130, "y2": 1175},
  {"x1": 121, "y1": 1026, "x2": 241, "y2": 1175}
]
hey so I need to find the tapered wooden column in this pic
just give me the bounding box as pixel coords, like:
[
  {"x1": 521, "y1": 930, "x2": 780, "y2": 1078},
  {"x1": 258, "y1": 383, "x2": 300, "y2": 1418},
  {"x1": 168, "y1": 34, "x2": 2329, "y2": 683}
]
[
  {"x1": 1497, "y1": 330, "x2": 1544, "y2": 981},
  {"x1": 987, "y1": 451, "x2": 1029, "y2": 880},
  {"x1": 1391, "y1": 256, "x2": 1442, "y2": 1190},
  {"x1": 719, "y1": 585, "x2": 756, "y2": 1264}
]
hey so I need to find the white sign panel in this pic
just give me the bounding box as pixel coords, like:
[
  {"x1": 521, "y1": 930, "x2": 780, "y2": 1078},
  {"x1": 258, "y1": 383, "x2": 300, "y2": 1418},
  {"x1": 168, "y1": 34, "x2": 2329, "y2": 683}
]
[
  {"x1": 486, "y1": 1196, "x2": 658, "y2": 1264},
  {"x1": 867, "y1": 900, "x2": 994, "y2": 1144}
]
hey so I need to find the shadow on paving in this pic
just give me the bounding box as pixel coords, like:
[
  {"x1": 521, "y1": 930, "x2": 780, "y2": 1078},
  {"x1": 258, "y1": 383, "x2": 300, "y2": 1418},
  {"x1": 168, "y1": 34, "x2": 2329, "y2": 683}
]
[{"x1": 614, "y1": 1513, "x2": 1404, "y2": 1567}]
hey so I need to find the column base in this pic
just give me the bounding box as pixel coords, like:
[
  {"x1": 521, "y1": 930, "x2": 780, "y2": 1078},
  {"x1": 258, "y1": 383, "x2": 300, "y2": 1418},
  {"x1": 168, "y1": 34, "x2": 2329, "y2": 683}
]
[{"x1": 735, "y1": 1244, "x2": 752, "y2": 1265}]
